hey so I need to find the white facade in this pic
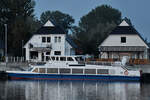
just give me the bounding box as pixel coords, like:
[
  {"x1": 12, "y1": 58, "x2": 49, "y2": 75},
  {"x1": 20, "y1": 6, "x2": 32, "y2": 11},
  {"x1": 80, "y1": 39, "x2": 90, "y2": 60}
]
[
  {"x1": 99, "y1": 20, "x2": 149, "y2": 60},
  {"x1": 101, "y1": 34, "x2": 148, "y2": 47},
  {"x1": 24, "y1": 20, "x2": 76, "y2": 61}
]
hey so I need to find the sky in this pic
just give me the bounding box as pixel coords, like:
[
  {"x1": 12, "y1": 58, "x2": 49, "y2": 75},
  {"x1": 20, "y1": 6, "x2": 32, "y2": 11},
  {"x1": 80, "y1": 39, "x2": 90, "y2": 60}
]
[{"x1": 35, "y1": 0, "x2": 150, "y2": 42}]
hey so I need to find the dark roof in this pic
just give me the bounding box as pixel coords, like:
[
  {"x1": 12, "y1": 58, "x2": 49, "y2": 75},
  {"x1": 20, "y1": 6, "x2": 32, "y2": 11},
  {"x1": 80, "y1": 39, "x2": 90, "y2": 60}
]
[
  {"x1": 0, "y1": 39, "x2": 4, "y2": 49},
  {"x1": 148, "y1": 43, "x2": 150, "y2": 48},
  {"x1": 110, "y1": 26, "x2": 138, "y2": 35},
  {"x1": 108, "y1": 25, "x2": 149, "y2": 48},
  {"x1": 35, "y1": 26, "x2": 66, "y2": 35},
  {"x1": 66, "y1": 36, "x2": 78, "y2": 49}
]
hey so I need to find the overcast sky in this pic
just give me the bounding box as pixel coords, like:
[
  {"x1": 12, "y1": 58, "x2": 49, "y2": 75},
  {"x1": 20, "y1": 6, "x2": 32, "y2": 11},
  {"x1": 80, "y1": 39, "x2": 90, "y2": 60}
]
[{"x1": 35, "y1": 0, "x2": 150, "y2": 42}]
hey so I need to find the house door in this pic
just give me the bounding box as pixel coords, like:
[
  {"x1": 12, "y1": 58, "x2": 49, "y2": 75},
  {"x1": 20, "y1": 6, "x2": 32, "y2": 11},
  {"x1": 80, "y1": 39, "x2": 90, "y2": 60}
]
[{"x1": 119, "y1": 53, "x2": 131, "y2": 59}]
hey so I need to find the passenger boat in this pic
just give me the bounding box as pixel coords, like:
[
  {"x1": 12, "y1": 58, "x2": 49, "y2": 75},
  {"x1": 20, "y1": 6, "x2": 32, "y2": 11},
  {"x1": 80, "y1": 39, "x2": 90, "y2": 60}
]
[{"x1": 6, "y1": 56, "x2": 141, "y2": 81}]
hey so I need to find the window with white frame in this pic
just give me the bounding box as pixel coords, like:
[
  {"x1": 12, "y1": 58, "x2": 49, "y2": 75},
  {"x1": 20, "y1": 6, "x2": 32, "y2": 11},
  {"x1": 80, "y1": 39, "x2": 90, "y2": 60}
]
[
  {"x1": 121, "y1": 37, "x2": 126, "y2": 43},
  {"x1": 47, "y1": 37, "x2": 51, "y2": 43},
  {"x1": 55, "y1": 37, "x2": 57, "y2": 43},
  {"x1": 58, "y1": 37, "x2": 61, "y2": 42},
  {"x1": 42, "y1": 37, "x2": 46, "y2": 43}
]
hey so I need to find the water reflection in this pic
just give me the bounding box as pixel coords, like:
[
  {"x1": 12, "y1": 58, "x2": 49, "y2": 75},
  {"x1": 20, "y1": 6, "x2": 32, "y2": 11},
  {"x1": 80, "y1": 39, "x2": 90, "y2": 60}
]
[{"x1": 0, "y1": 80, "x2": 149, "y2": 100}]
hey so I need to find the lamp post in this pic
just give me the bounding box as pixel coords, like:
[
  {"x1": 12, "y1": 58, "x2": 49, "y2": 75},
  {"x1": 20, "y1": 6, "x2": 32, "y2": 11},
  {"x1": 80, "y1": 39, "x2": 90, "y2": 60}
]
[
  {"x1": 4, "y1": 24, "x2": 7, "y2": 63},
  {"x1": 22, "y1": 40, "x2": 24, "y2": 57}
]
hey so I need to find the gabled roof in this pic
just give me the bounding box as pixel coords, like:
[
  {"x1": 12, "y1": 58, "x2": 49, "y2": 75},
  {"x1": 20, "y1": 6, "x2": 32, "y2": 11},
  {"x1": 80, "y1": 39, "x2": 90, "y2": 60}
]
[
  {"x1": 110, "y1": 20, "x2": 138, "y2": 35},
  {"x1": 110, "y1": 26, "x2": 139, "y2": 35},
  {"x1": 44, "y1": 20, "x2": 55, "y2": 27},
  {"x1": 66, "y1": 36, "x2": 78, "y2": 49},
  {"x1": 35, "y1": 26, "x2": 65, "y2": 35},
  {"x1": 35, "y1": 20, "x2": 66, "y2": 35}
]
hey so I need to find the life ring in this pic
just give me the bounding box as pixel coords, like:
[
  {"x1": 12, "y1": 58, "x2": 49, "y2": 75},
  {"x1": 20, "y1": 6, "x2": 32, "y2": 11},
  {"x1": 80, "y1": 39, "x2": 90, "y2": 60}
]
[{"x1": 124, "y1": 70, "x2": 129, "y2": 75}]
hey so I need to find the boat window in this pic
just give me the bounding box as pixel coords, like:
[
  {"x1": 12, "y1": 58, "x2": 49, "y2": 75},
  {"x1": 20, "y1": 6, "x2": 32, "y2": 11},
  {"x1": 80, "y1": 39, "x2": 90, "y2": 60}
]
[
  {"x1": 28, "y1": 67, "x2": 33, "y2": 71},
  {"x1": 67, "y1": 57, "x2": 74, "y2": 61},
  {"x1": 72, "y1": 69, "x2": 83, "y2": 74},
  {"x1": 39, "y1": 68, "x2": 46, "y2": 73},
  {"x1": 60, "y1": 68, "x2": 70, "y2": 74},
  {"x1": 51, "y1": 57, "x2": 55, "y2": 61},
  {"x1": 56, "y1": 57, "x2": 59, "y2": 61},
  {"x1": 33, "y1": 68, "x2": 38, "y2": 72},
  {"x1": 97, "y1": 69, "x2": 109, "y2": 74},
  {"x1": 75, "y1": 57, "x2": 84, "y2": 62},
  {"x1": 46, "y1": 52, "x2": 50, "y2": 55},
  {"x1": 46, "y1": 56, "x2": 50, "y2": 61},
  {"x1": 85, "y1": 69, "x2": 96, "y2": 74},
  {"x1": 60, "y1": 57, "x2": 66, "y2": 61},
  {"x1": 47, "y1": 68, "x2": 58, "y2": 74}
]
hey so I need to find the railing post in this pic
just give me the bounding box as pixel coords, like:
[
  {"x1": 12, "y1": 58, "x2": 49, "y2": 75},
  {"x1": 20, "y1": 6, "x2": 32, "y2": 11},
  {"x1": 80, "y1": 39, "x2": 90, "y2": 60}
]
[
  {"x1": 96, "y1": 68, "x2": 97, "y2": 75},
  {"x1": 83, "y1": 68, "x2": 85, "y2": 75},
  {"x1": 45, "y1": 68, "x2": 47, "y2": 74},
  {"x1": 17, "y1": 56, "x2": 19, "y2": 62},
  {"x1": 13, "y1": 57, "x2": 15, "y2": 62},
  {"x1": 70, "y1": 68, "x2": 72, "y2": 74},
  {"x1": 58, "y1": 68, "x2": 60, "y2": 74},
  {"x1": 23, "y1": 57, "x2": 24, "y2": 62},
  {"x1": 10, "y1": 56, "x2": 12, "y2": 62}
]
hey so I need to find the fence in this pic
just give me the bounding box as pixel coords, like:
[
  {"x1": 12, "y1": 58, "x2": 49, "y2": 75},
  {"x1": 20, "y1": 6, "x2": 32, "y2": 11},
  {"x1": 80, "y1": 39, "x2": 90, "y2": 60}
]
[
  {"x1": 0, "y1": 56, "x2": 25, "y2": 62},
  {"x1": 86, "y1": 58, "x2": 150, "y2": 65}
]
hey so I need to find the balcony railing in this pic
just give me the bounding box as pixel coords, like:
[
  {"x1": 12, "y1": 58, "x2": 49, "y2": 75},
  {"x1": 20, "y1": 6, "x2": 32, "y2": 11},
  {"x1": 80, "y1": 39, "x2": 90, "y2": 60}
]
[
  {"x1": 29, "y1": 43, "x2": 52, "y2": 51},
  {"x1": 29, "y1": 43, "x2": 52, "y2": 48}
]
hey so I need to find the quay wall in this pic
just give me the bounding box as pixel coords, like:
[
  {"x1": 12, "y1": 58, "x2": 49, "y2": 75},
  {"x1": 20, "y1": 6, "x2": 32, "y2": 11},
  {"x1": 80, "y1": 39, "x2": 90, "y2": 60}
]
[{"x1": 0, "y1": 62, "x2": 29, "y2": 71}]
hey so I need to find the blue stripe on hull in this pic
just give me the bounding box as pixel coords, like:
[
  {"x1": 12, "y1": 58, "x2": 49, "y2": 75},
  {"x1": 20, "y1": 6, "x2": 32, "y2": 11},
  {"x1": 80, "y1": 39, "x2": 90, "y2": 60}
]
[{"x1": 7, "y1": 73, "x2": 140, "y2": 81}]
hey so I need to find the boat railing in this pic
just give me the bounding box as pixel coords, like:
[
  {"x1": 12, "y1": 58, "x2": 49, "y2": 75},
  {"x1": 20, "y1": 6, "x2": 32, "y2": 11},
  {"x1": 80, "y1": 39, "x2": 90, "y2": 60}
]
[{"x1": 83, "y1": 61, "x2": 122, "y2": 66}]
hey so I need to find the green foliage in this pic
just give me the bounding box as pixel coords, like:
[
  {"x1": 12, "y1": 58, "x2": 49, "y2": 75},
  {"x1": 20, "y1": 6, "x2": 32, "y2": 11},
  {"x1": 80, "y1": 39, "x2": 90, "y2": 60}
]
[
  {"x1": 0, "y1": 0, "x2": 40, "y2": 56},
  {"x1": 40, "y1": 10, "x2": 75, "y2": 33},
  {"x1": 72, "y1": 5, "x2": 122, "y2": 55}
]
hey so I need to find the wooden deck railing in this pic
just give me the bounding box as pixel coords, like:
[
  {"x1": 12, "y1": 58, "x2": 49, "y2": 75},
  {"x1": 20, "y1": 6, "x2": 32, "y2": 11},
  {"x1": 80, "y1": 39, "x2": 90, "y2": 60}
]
[{"x1": 86, "y1": 58, "x2": 150, "y2": 65}]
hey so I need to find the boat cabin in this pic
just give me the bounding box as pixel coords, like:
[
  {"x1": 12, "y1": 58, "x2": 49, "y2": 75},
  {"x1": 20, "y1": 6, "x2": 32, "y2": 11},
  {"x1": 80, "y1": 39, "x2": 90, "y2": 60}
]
[{"x1": 30, "y1": 67, "x2": 109, "y2": 75}]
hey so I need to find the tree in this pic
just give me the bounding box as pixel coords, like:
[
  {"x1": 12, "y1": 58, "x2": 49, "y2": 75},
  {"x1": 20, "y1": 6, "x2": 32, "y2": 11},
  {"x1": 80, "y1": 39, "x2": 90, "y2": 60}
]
[
  {"x1": 40, "y1": 10, "x2": 75, "y2": 33},
  {"x1": 0, "y1": 0, "x2": 40, "y2": 56},
  {"x1": 72, "y1": 5, "x2": 122, "y2": 56}
]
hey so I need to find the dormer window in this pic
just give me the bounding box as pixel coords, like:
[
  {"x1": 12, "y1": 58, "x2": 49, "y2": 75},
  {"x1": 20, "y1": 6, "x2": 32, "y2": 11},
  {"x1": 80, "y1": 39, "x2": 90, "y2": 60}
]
[{"x1": 121, "y1": 37, "x2": 126, "y2": 43}]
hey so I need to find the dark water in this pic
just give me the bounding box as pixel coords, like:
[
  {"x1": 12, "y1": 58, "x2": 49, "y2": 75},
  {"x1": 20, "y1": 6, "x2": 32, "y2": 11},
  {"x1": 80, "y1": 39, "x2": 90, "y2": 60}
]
[{"x1": 0, "y1": 80, "x2": 149, "y2": 100}]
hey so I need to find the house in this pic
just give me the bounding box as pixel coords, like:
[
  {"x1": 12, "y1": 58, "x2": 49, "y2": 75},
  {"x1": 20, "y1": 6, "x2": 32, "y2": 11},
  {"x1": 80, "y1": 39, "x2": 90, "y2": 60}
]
[
  {"x1": 24, "y1": 20, "x2": 77, "y2": 62},
  {"x1": 99, "y1": 20, "x2": 149, "y2": 60}
]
